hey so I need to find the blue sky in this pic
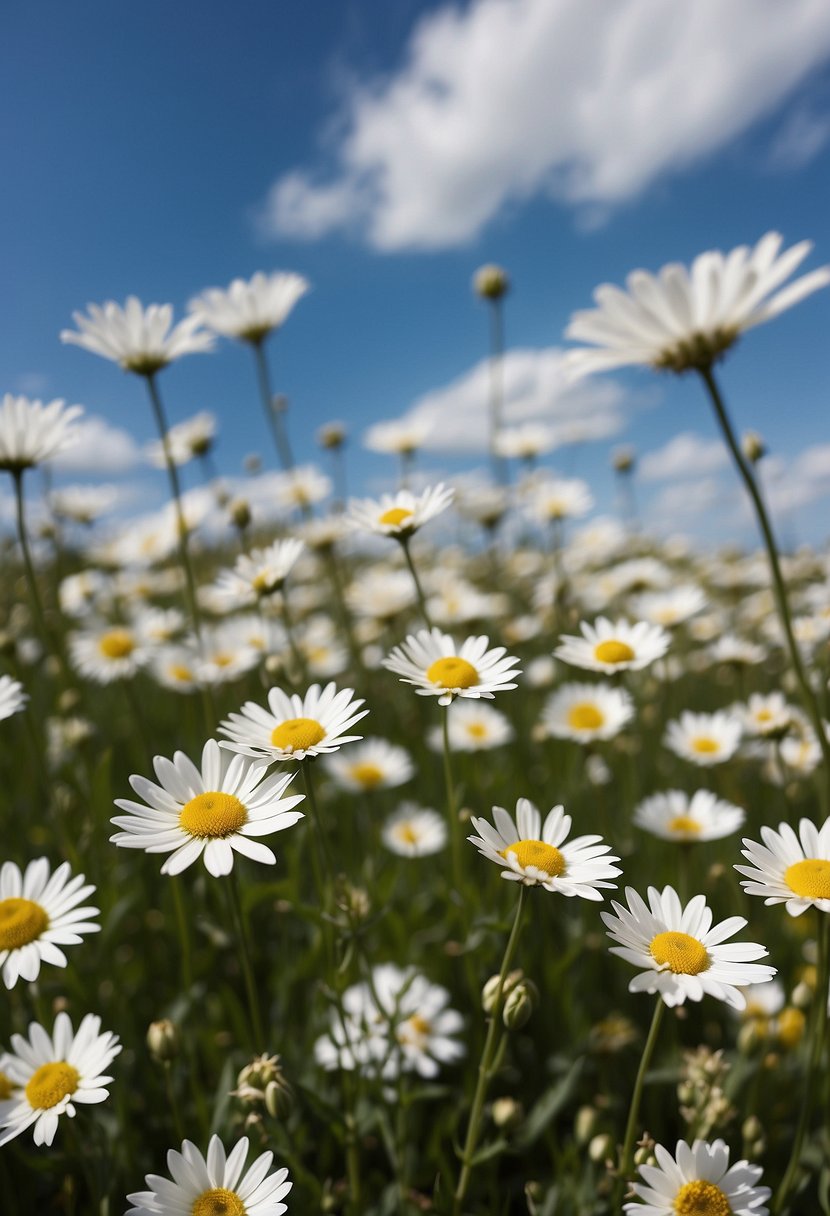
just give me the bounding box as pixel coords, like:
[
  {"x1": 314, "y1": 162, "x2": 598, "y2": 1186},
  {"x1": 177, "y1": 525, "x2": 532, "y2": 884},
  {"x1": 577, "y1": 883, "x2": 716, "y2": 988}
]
[{"x1": 4, "y1": 0, "x2": 830, "y2": 544}]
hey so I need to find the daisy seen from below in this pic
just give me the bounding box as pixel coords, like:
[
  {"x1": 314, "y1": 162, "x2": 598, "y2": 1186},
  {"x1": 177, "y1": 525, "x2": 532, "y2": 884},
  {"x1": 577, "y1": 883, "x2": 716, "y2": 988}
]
[
  {"x1": 126, "y1": 1133, "x2": 292, "y2": 1216},
  {"x1": 110, "y1": 739, "x2": 305, "y2": 877},
  {"x1": 220, "y1": 682, "x2": 368, "y2": 763},
  {"x1": 0, "y1": 675, "x2": 27, "y2": 722},
  {"x1": 527, "y1": 476, "x2": 594, "y2": 524},
  {"x1": 213, "y1": 538, "x2": 305, "y2": 607},
  {"x1": 634, "y1": 790, "x2": 745, "y2": 843},
  {"x1": 382, "y1": 804, "x2": 447, "y2": 858},
  {"x1": 147, "y1": 410, "x2": 217, "y2": 467},
  {"x1": 427, "y1": 701, "x2": 514, "y2": 752},
  {"x1": 542, "y1": 681, "x2": 634, "y2": 743},
  {"x1": 664, "y1": 711, "x2": 742, "y2": 767},
  {"x1": 630, "y1": 585, "x2": 707, "y2": 628},
  {"x1": 624, "y1": 1137, "x2": 770, "y2": 1216},
  {"x1": 348, "y1": 483, "x2": 454, "y2": 539},
  {"x1": 564, "y1": 231, "x2": 830, "y2": 378},
  {"x1": 69, "y1": 622, "x2": 152, "y2": 684},
  {"x1": 555, "y1": 617, "x2": 669, "y2": 674},
  {"x1": 602, "y1": 885, "x2": 775, "y2": 1009},
  {"x1": 0, "y1": 1012, "x2": 121, "y2": 1146},
  {"x1": 60, "y1": 297, "x2": 214, "y2": 375},
  {"x1": 325, "y1": 738, "x2": 414, "y2": 793},
  {"x1": 189, "y1": 269, "x2": 310, "y2": 343},
  {"x1": 0, "y1": 395, "x2": 83, "y2": 471},
  {"x1": 736, "y1": 817, "x2": 830, "y2": 915},
  {"x1": 468, "y1": 798, "x2": 620, "y2": 899},
  {"x1": 384, "y1": 628, "x2": 521, "y2": 706},
  {"x1": 739, "y1": 691, "x2": 795, "y2": 738},
  {"x1": 0, "y1": 858, "x2": 100, "y2": 989}
]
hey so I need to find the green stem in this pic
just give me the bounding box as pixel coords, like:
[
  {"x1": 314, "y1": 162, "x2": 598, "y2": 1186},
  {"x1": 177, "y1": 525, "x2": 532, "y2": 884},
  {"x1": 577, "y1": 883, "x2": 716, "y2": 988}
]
[
  {"x1": 442, "y1": 708, "x2": 463, "y2": 895},
  {"x1": 616, "y1": 997, "x2": 665, "y2": 1208},
  {"x1": 251, "y1": 338, "x2": 295, "y2": 472},
  {"x1": 302, "y1": 760, "x2": 334, "y2": 892},
  {"x1": 12, "y1": 469, "x2": 60, "y2": 667},
  {"x1": 163, "y1": 1061, "x2": 185, "y2": 1143},
  {"x1": 488, "y1": 298, "x2": 507, "y2": 486},
  {"x1": 400, "y1": 538, "x2": 433, "y2": 629},
  {"x1": 227, "y1": 869, "x2": 265, "y2": 1049},
  {"x1": 170, "y1": 877, "x2": 193, "y2": 992},
  {"x1": 453, "y1": 886, "x2": 526, "y2": 1215},
  {"x1": 699, "y1": 366, "x2": 830, "y2": 783}
]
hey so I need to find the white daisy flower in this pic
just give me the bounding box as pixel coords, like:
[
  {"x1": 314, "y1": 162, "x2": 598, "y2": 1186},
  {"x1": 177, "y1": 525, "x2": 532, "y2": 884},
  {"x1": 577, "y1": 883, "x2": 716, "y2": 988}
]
[
  {"x1": 468, "y1": 799, "x2": 620, "y2": 899},
  {"x1": 736, "y1": 817, "x2": 830, "y2": 916},
  {"x1": 0, "y1": 859, "x2": 100, "y2": 989},
  {"x1": 634, "y1": 791, "x2": 745, "y2": 843},
  {"x1": 273, "y1": 465, "x2": 332, "y2": 513},
  {"x1": 554, "y1": 617, "x2": 669, "y2": 674},
  {"x1": 527, "y1": 476, "x2": 594, "y2": 524},
  {"x1": 0, "y1": 675, "x2": 27, "y2": 722},
  {"x1": 363, "y1": 418, "x2": 432, "y2": 457},
  {"x1": 219, "y1": 682, "x2": 368, "y2": 763},
  {"x1": 190, "y1": 269, "x2": 310, "y2": 343},
  {"x1": 542, "y1": 682, "x2": 634, "y2": 743},
  {"x1": 427, "y1": 701, "x2": 515, "y2": 752},
  {"x1": 68, "y1": 623, "x2": 152, "y2": 684},
  {"x1": 213, "y1": 539, "x2": 305, "y2": 607},
  {"x1": 602, "y1": 886, "x2": 775, "y2": 1009},
  {"x1": 151, "y1": 645, "x2": 203, "y2": 694},
  {"x1": 0, "y1": 395, "x2": 83, "y2": 472},
  {"x1": 110, "y1": 739, "x2": 305, "y2": 878},
  {"x1": 49, "y1": 484, "x2": 119, "y2": 526},
  {"x1": 61, "y1": 297, "x2": 214, "y2": 375},
  {"x1": 708, "y1": 635, "x2": 766, "y2": 666},
  {"x1": 664, "y1": 711, "x2": 742, "y2": 766},
  {"x1": 382, "y1": 804, "x2": 447, "y2": 857},
  {"x1": 0, "y1": 1012, "x2": 121, "y2": 1147},
  {"x1": 147, "y1": 410, "x2": 217, "y2": 467},
  {"x1": 739, "y1": 692, "x2": 795, "y2": 738},
  {"x1": 325, "y1": 738, "x2": 414, "y2": 793},
  {"x1": 196, "y1": 626, "x2": 261, "y2": 686},
  {"x1": 348, "y1": 483, "x2": 454, "y2": 539},
  {"x1": 625, "y1": 1137, "x2": 770, "y2": 1216},
  {"x1": 384, "y1": 628, "x2": 521, "y2": 706},
  {"x1": 126, "y1": 1133, "x2": 292, "y2": 1216},
  {"x1": 565, "y1": 232, "x2": 830, "y2": 379},
  {"x1": 493, "y1": 423, "x2": 556, "y2": 461},
  {"x1": 347, "y1": 568, "x2": 416, "y2": 622},
  {"x1": 630, "y1": 585, "x2": 707, "y2": 628}
]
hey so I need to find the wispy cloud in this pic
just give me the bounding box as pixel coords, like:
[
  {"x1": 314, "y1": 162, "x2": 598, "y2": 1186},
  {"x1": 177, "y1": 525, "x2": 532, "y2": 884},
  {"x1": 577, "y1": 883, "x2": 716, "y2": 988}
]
[
  {"x1": 639, "y1": 433, "x2": 728, "y2": 482},
  {"x1": 52, "y1": 416, "x2": 145, "y2": 475}
]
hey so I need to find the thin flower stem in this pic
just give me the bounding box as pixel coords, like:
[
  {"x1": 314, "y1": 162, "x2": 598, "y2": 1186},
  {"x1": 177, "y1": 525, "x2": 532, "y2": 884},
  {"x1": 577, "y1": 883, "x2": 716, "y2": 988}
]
[
  {"x1": 699, "y1": 366, "x2": 830, "y2": 783},
  {"x1": 488, "y1": 298, "x2": 507, "y2": 486},
  {"x1": 453, "y1": 885, "x2": 526, "y2": 1215},
  {"x1": 773, "y1": 911, "x2": 830, "y2": 1214},
  {"x1": 227, "y1": 868, "x2": 265, "y2": 1049},
  {"x1": 251, "y1": 337, "x2": 296, "y2": 472},
  {"x1": 615, "y1": 997, "x2": 665, "y2": 1209},
  {"x1": 12, "y1": 469, "x2": 60, "y2": 667},
  {"x1": 442, "y1": 708, "x2": 463, "y2": 895},
  {"x1": 302, "y1": 760, "x2": 334, "y2": 891},
  {"x1": 163, "y1": 1061, "x2": 185, "y2": 1144},
  {"x1": 170, "y1": 877, "x2": 193, "y2": 993},
  {"x1": 400, "y1": 538, "x2": 433, "y2": 629},
  {"x1": 279, "y1": 589, "x2": 309, "y2": 688}
]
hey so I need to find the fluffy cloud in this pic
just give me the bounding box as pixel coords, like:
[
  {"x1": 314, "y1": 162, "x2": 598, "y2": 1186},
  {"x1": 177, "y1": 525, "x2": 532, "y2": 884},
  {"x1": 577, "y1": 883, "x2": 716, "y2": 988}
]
[
  {"x1": 52, "y1": 416, "x2": 144, "y2": 475},
  {"x1": 261, "y1": 0, "x2": 830, "y2": 250},
  {"x1": 376, "y1": 347, "x2": 626, "y2": 454},
  {"x1": 639, "y1": 433, "x2": 728, "y2": 482}
]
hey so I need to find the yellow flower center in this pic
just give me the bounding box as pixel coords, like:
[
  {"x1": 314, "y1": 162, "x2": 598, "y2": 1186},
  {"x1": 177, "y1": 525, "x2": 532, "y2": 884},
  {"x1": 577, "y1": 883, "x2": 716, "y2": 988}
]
[
  {"x1": 349, "y1": 762, "x2": 385, "y2": 788},
  {"x1": 191, "y1": 1189, "x2": 247, "y2": 1216},
  {"x1": 25, "y1": 1062, "x2": 80, "y2": 1110},
  {"x1": 0, "y1": 898, "x2": 49, "y2": 949},
  {"x1": 500, "y1": 840, "x2": 566, "y2": 878},
  {"x1": 784, "y1": 858, "x2": 830, "y2": 899},
  {"x1": 178, "y1": 792, "x2": 248, "y2": 838},
  {"x1": 0, "y1": 1070, "x2": 15, "y2": 1100},
  {"x1": 399, "y1": 1013, "x2": 432, "y2": 1041},
  {"x1": 252, "y1": 572, "x2": 277, "y2": 596},
  {"x1": 650, "y1": 931, "x2": 709, "y2": 975},
  {"x1": 213, "y1": 652, "x2": 233, "y2": 668},
  {"x1": 170, "y1": 664, "x2": 194, "y2": 682},
  {"x1": 667, "y1": 816, "x2": 702, "y2": 836},
  {"x1": 426, "y1": 657, "x2": 479, "y2": 689},
  {"x1": 593, "y1": 640, "x2": 635, "y2": 665},
  {"x1": 98, "y1": 628, "x2": 135, "y2": 659},
  {"x1": 465, "y1": 722, "x2": 488, "y2": 739},
  {"x1": 270, "y1": 717, "x2": 326, "y2": 751},
  {"x1": 755, "y1": 708, "x2": 773, "y2": 723},
  {"x1": 396, "y1": 823, "x2": 420, "y2": 845},
  {"x1": 777, "y1": 1006, "x2": 806, "y2": 1050},
  {"x1": 691, "y1": 736, "x2": 720, "y2": 754},
  {"x1": 566, "y1": 703, "x2": 605, "y2": 731},
  {"x1": 672, "y1": 1179, "x2": 732, "y2": 1215},
  {"x1": 378, "y1": 507, "x2": 413, "y2": 527}
]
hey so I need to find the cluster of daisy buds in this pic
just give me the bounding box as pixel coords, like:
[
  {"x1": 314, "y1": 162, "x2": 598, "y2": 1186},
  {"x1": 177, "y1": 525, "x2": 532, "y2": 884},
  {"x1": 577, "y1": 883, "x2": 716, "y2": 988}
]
[
  {"x1": 677, "y1": 1047, "x2": 734, "y2": 1140},
  {"x1": 233, "y1": 1053, "x2": 294, "y2": 1120}
]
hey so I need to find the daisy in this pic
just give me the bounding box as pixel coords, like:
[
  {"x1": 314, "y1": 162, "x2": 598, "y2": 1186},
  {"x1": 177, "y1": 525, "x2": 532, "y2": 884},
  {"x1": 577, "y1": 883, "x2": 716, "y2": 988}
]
[
  {"x1": 273, "y1": 465, "x2": 332, "y2": 513},
  {"x1": 384, "y1": 628, "x2": 521, "y2": 706},
  {"x1": 325, "y1": 738, "x2": 414, "y2": 793},
  {"x1": 189, "y1": 269, "x2": 310, "y2": 343},
  {"x1": 213, "y1": 538, "x2": 305, "y2": 607},
  {"x1": 147, "y1": 411, "x2": 217, "y2": 467},
  {"x1": 0, "y1": 1012, "x2": 121, "y2": 1146},
  {"x1": 602, "y1": 886, "x2": 775, "y2": 1009},
  {"x1": 630, "y1": 585, "x2": 707, "y2": 628},
  {"x1": 542, "y1": 682, "x2": 634, "y2": 743},
  {"x1": 634, "y1": 791, "x2": 745, "y2": 843},
  {"x1": 110, "y1": 739, "x2": 305, "y2": 877},
  {"x1": 0, "y1": 395, "x2": 83, "y2": 472},
  {"x1": 50, "y1": 484, "x2": 118, "y2": 526},
  {"x1": 739, "y1": 692, "x2": 795, "y2": 738},
  {"x1": 736, "y1": 817, "x2": 830, "y2": 916},
  {"x1": 151, "y1": 646, "x2": 203, "y2": 694},
  {"x1": 625, "y1": 1137, "x2": 770, "y2": 1216},
  {"x1": 527, "y1": 476, "x2": 594, "y2": 524},
  {"x1": 363, "y1": 418, "x2": 432, "y2": 458},
  {"x1": 0, "y1": 859, "x2": 100, "y2": 989},
  {"x1": 68, "y1": 623, "x2": 152, "y2": 684},
  {"x1": 0, "y1": 675, "x2": 27, "y2": 722},
  {"x1": 196, "y1": 627, "x2": 260, "y2": 686},
  {"x1": 493, "y1": 424, "x2": 556, "y2": 461},
  {"x1": 126, "y1": 1134, "x2": 292, "y2": 1216},
  {"x1": 565, "y1": 232, "x2": 830, "y2": 379},
  {"x1": 348, "y1": 483, "x2": 454, "y2": 539},
  {"x1": 347, "y1": 569, "x2": 416, "y2": 622},
  {"x1": 664, "y1": 711, "x2": 742, "y2": 767},
  {"x1": 382, "y1": 804, "x2": 447, "y2": 857},
  {"x1": 219, "y1": 682, "x2": 368, "y2": 763},
  {"x1": 555, "y1": 617, "x2": 669, "y2": 674},
  {"x1": 427, "y1": 701, "x2": 515, "y2": 752},
  {"x1": 468, "y1": 799, "x2": 620, "y2": 899},
  {"x1": 61, "y1": 297, "x2": 214, "y2": 375}
]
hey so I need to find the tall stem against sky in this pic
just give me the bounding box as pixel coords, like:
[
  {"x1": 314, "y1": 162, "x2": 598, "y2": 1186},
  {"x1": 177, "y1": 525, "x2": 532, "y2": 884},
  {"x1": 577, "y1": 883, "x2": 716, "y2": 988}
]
[
  {"x1": 251, "y1": 336, "x2": 296, "y2": 472},
  {"x1": 487, "y1": 295, "x2": 506, "y2": 486}
]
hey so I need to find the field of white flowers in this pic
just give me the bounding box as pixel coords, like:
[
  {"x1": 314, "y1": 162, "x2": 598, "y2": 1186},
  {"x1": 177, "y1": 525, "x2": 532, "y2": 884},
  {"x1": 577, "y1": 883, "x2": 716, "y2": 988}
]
[{"x1": 1, "y1": 235, "x2": 829, "y2": 1216}]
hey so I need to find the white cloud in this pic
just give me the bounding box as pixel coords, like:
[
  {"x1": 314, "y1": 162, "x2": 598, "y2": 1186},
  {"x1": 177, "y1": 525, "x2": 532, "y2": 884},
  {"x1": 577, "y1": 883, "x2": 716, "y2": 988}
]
[
  {"x1": 639, "y1": 433, "x2": 728, "y2": 482},
  {"x1": 261, "y1": 0, "x2": 830, "y2": 250},
  {"x1": 380, "y1": 347, "x2": 626, "y2": 454},
  {"x1": 52, "y1": 416, "x2": 144, "y2": 475},
  {"x1": 768, "y1": 106, "x2": 830, "y2": 170}
]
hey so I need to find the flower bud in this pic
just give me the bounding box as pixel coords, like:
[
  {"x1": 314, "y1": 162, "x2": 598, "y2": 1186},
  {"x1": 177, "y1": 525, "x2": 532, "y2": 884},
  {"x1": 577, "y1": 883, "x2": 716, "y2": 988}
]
[
  {"x1": 737, "y1": 1020, "x2": 765, "y2": 1056},
  {"x1": 147, "y1": 1018, "x2": 180, "y2": 1063},
  {"x1": 490, "y1": 1096, "x2": 523, "y2": 1131},
  {"x1": 473, "y1": 264, "x2": 510, "y2": 300},
  {"x1": 791, "y1": 980, "x2": 813, "y2": 1008},
  {"x1": 502, "y1": 978, "x2": 539, "y2": 1030},
  {"x1": 317, "y1": 422, "x2": 347, "y2": 450},
  {"x1": 482, "y1": 969, "x2": 523, "y2": 1014},
  {"x1": 575, "y1": 1105, "x2": 598, "y2": 1145},
  {"x1": 265, "y1": 1077, "x2": 295, "y2": 1119},
  {"x1": 588, "y1": 1133, "x2": 614, "y2": 1164},
  {"x1": 612, "y1": 445, "x2": 636, "y2": 473},
  {"x1": 741, "y1": 430, "x2": 767, "y2": 464},
  {"x1": 776, "y1": 1006, "x2": 806, "y2": 1050},
  {"x1": 229, "y1": 498, "x2": 251, "y2": 531}
]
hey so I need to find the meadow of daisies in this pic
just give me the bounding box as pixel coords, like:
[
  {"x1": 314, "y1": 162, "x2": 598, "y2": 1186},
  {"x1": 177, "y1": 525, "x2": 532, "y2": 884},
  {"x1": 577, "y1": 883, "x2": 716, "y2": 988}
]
[{"x1": 1, "y1": 235, "x2": 830, "y2": 1216}]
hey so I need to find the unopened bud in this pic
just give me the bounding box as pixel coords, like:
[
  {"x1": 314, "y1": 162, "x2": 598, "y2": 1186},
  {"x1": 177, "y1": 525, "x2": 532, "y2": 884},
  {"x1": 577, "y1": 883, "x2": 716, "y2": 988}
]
[
  {"x1": 482, "y1": 969, "x2": 523, "y2": 1014},
  {"x1": 737, "y1": 1020, "x2": 765, "y2": 1056},
  {"x1": 791, "y1": 981, "x2": 813, "y2": 1009},
  {"x1": 742, "y1": 431, "x2": 767, "y2": 464},
  {"x1": 265, "y1": 1077, "x2": 294, "y2": 1119},
  {"x1": 575, "y1": 1105, "x2": 598, "y2": 1145},
  {"x1": 776, "y1": 1007, "x2": 806, "y2": 1050},
  {"x1": 588, "y1": 1133, "x2": 614, "y2": 1164},
  {"x1": 742, "y1": 1115, "x2": 763, "y2": 1143},
  {"x1": 491, "y1": 1096, "x2": 523, "y2": 1131},
  {"x1": 503, "y1": 978, "x2": 539, "y2": 1030},
  {"x1": 473, "y1": 264, "x2": 510, "y2": 300},
  {"x1": 230, "y1": 498, "x2": 251, "y2": 531},
  {"x1": 147, "y1": 1019, "x2": 180, "y2": 1062},
  {"x1": 612, "y1": 446, "x2": 636, "y2": 474},
  {"x1": 317, "y1": 422, "x2": 347, "y2": 450}
]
